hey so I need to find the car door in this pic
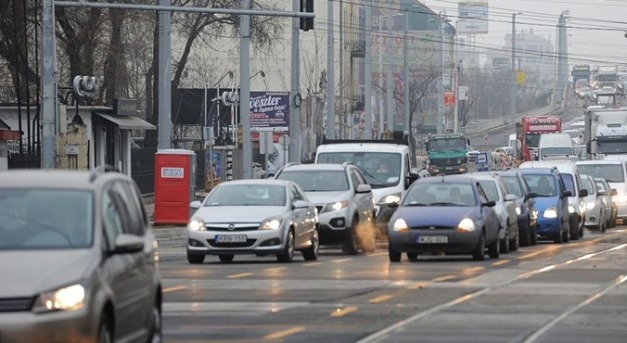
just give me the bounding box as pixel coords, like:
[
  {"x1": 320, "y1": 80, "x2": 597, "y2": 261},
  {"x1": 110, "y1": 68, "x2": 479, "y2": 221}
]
[
  {"x1": 351, "y1": 168, "x2": 374, "y2": 221},
  {"x1": 289, "y1": 184, "x2": 311, "y2": 247},
  {"x1": 498, "y1": 178, "x2": 518, "y2": 236},
  {"x1": 477, "y1": 183, "x2": 499, "y2": 242}
]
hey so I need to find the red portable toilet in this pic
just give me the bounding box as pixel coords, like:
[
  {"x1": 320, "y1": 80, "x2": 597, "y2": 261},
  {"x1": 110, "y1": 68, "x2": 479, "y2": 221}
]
[{"x1": 154, "y1": 149, "x2": 196, "y2": 225}]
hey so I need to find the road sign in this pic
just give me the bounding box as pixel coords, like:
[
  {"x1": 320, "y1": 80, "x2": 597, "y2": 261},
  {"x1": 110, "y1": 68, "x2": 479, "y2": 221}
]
[
  {"x1": 444, "y1": 91, "x2": 455, "y2": 107},
  {"x1": 458, "y1": 86, "x2": 469, "y2": 100}
]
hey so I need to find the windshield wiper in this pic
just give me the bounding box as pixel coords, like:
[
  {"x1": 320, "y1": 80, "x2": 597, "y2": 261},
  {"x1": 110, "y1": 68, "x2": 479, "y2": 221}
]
[{"x1": 405, "y1": 203, "x2": 429, "y2": 207}]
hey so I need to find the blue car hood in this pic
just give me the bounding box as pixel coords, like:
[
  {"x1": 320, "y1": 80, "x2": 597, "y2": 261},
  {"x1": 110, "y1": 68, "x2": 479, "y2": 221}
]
[
  {"x1": 533, "y1": 196, "x2": 559, "y2": 211},
  {"x1": 395, "y1": 206, "x2": 477, "y2": 227}
]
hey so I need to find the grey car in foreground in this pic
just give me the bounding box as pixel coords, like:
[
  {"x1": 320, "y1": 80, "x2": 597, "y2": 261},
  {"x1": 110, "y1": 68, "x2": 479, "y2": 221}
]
[
  {"x1": 0, "y1": 169, "x2": 162, "y2": 343},
  {"x1": 187, "y1": 179, "x2": 320, "y2": 263}
]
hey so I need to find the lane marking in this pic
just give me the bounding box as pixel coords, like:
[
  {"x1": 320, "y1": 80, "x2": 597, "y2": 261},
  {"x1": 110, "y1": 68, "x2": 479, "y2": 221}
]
[
  {"x1": 264, "y1": 267, "x2": 287, "y2": 272},
  {"x1": 263, "y1": 326, "x2": 306, "y2": 340},
  {"x1": 465, "y1": 266, "x2": 485, "y2": 273},
  {"x1": 408, "y1": 282, "x2": 428, "y2": 290},
  {"x1": 368, "y1": 252, "x2": 387, "y2": 257},
  {"x1": 330, "y1": 306, "x2": 359, "y2": 318},
  {"x1": 163, "y1": 285, "x2": 188, "y2": 293},
  {"x1": 332, "y1": 258, "x2": 353, "y2": 263},
  {"x1": 492, "y1": 259, "x2": 511, "y2": 266},
  {"x1": 369, "y1": 294, "x2": 394, "y2": 303},
  {"x1": 432, "y1": 275, "x2": 456, "y2": 282},
  {"x1": 304, "y1": 262, "x2": 321, "y2": 267},
  {"x1": 522, "y1": 274, "x2": 627, "y2": 343},
  {"x1": 227, "y1": 272, "x2": 253, "y2": 279}
]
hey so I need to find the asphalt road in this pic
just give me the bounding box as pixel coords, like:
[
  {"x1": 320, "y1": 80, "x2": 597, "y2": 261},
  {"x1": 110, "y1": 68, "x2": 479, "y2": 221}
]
[{"x1": 157, "y1": 225, "x2": 627, "y2": 343}]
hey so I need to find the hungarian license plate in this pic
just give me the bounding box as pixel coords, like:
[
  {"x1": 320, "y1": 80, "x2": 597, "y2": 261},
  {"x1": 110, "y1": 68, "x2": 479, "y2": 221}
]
[
  {"x1": 215, "y1": 235, "x2": 247, "y2": 243},
  {"x1": 417, "y1": 236, "x2": 448, "y2": 244}
]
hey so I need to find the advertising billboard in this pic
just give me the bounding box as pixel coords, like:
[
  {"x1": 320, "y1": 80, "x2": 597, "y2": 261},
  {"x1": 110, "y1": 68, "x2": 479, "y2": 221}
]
[
  {"x1": 250, "y1": 91, "x2": 290, "y2": 132},
  {"x1": 457, "y1": 1, "x2": 489, "y2": 35}
]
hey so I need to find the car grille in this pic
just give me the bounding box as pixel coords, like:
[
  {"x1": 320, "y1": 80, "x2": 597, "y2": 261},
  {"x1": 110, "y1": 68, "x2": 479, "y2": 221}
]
[
  {"x1": 411, "y1": 226, "x2": 454, "y2": 230},
  {"x1": 206, "y1": 225, "x2": 259, "y2": 232},
  {"x1": 0, "y1": 297, "x2": 33, "y2": 312},
  {"x1": 207, "y1": 239, "x2": 257, "y2": 248}
]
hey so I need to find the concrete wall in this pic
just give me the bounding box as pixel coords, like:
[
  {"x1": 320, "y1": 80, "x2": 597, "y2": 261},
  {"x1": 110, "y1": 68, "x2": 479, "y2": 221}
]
[{"x1": 55, "y1": 123, "x2": 89, "y2": 170}]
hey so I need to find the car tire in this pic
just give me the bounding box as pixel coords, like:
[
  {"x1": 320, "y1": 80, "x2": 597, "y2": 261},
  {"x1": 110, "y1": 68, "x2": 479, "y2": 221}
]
[
  {"x1": 407, "y1": 252, "x2": 418, "y2": 261},
  {"x1": 569, "y1": 215, "x2": 579, "y2": 241},
  {"x1": 302, "y1": 228, "x2": 319, "y2": 261},
  {"x1": 519, "y1": 217, "x2": 531, "y2": 247},
  {"x1": 341, "y1": 220, "x2": 359, "y2": 256},
  {"x1": 359, "y1": 219, "x2": 377, "y2": 254},
  {"x1": 219, "y1": 254, "x2": 234, "y2": 263},
  {"x1": 98, "y1": 314, "x2": 112, "y2": 343},
  {"x1": 277, "y1": 230, "x2": 295, "y2": 263},
  {"x1": 187, "y1": 251, "x2": 205, "y2": 264},
  {"x1": 472, "y1": 231, "x2": 486, "y2": 261},
  {"x1": 530, "y1": 225, "x2": 538, "y2": 245},
  {"x1": 601, "y1": 219, "x2": 607, "y2": 233},
  {"x1": 554, "y1": 220, "x2": 564, "y2": 244},
  {"x1": 388, "y1": 245, "x2": 401, "y2": 262},
  {"x1": 500, "y1": 228, "x2": 510, "y2": 254},
  {"x1": 148, "y1": 299, "x2": 162, "y2": 343},
  {"x1": 510, "y1": 228, "x2": 519, "y2": 251},
  {"x1": 488, "y1": 233, "x2": 499, "y2": 259},
  {"x1": 562, "y1": 226, "x2": 570, "y2": 243}
]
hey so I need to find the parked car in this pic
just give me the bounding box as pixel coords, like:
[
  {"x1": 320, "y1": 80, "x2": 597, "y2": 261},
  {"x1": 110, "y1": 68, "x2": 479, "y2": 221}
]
[
  {"x1": 187, "y1": 179, "x2": 319, "y2": 263},
  {"x1": 494, "y1": 170, "x2": 539, "y2": 246},
  {"x1": 594, "y1": 177, "x2": 618, "y2": 229},
  {"x1": 387, "y1": 175, "x2": 500, "y2": 262},
  {"x1": 517, "y1": 167, "x2": 571, "y2": 243},
  {"x1": 461, "y1": 173, "x2": 520, "y2": 253},
  {"x1": 274, "y1": 162, "x2": 376, "y2": 254},
  {"x1": 580, "y1": 174, "x2": 607, "y2": 232},
  {"x1": 0, "y1": 168, "x2": 162, "y2": 343}
]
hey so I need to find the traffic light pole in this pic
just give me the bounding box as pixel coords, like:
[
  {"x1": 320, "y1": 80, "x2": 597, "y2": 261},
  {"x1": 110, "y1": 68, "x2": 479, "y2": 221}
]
[{"x1": 289, "y1": 0, "x2": 300, "y2": 162}]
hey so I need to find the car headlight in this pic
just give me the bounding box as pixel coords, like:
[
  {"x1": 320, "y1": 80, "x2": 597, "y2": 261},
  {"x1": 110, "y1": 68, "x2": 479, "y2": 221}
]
[
  {"x1": 188, "y1": 218, "x2": 206, "y2": 231},
  {"x1": 379, "y1": 193, "x2": 401, "y2": 205},
  {"x1": 586, "y1": 202, "x2": 596, "y2": 210},
  {"x1": 392, "y1": 218, "x2": 409, "y2": 233},
  {"x1": 568, "y1": 205, "x2": 576, "y2": 214},
  {"x1": 616, "y1": 195, "x2": 627, "y2": 203},
  {"x1": 259, "y1": 216, "x2": 283, "y2": 230},
  {"x1": 322, "y1": 200, "x2": 349, "y2": 213},
  {"x1": 515, "y1": 205, "x2": 522, "y2": 215},
  {"x1": 544, "y1": 207, "x2": 558, "y2": 218},
  {"x1": 456, "y1": 218, "x2": 475, "y2": 232},
  {"x1": 33, "y1": 284, "x2": 86, "y2": 313}
]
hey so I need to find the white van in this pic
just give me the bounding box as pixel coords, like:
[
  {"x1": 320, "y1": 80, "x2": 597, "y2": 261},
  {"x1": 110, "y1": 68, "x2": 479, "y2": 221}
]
[
  {"x1": 576, "y1": 159, "x2": 627, "y2": 224},
  {"x1": 314, "y1": 139, "x2": 419, "y2": 235},
  {"x1": 538, "y1": 133, "x2": 575, "y2": 160}
]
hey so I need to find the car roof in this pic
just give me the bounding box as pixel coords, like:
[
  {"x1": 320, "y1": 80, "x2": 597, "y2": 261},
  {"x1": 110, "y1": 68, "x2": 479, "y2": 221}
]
[
  {"x1": 417, "y1": 175, "x2": 476, "y2": 185},
  {"x1": 519, "y1": 160, "x2": 577, "y2": 172},
  {"x1": 0, "y1": 169, "x2": 122, "y2": 190},
  {"x1": 316, "y1": 143, "x2": 408, "y2": 153},
  {"x1": 516, "y1": 167, "x2": 557, "y2": 175},
  {"x1": 281, "y1": 163, "x2": 347, "y2": 171},
  {"x1": 461, "y1": 173, "x2": 501, "y2": 181},
  {"x1": 575, "y1": 160, "x2": 624, "y2": 165},
  {"x1": 219, "y1": 179, "x2": 292, "y2": 187}
]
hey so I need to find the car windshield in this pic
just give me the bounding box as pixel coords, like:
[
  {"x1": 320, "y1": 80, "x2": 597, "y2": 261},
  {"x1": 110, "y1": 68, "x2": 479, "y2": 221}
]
[
  {"x1": 541, "y1": 147, "x2": 573, "y2": 158},
  {"x1": 525, "y1": 133, "x2": 541, "y2": 147},
  {"x1": 316, "y1": 152, "x2": 401, "y2": 188},
  {"x1": 429, "y1": 138, "x2": 467, "y2": 151},
  {"x1": 500, "y1": 176, "x2": 523, "y2": 197},
  {"x1": 477, "y1": 180, "x2": 500, "y2": 202},
  {"x1": 522, "y1": 174, "x2": 558, "y2": 197},
  {"x1": 205, "y1": 184, "x2": 286, "y2": 206},
  {"x1": 279, "y1": 170, "x2": 349, "y2": 192},
  {"x1": 577, "y1": 164, "x2": 626, "y2": 182},
  {"x1": 403, "y1": 183, "x2": 475, "y2": 207},
  {"x1": 0, "y1": 189, "x2": 94, "y2": 250}
]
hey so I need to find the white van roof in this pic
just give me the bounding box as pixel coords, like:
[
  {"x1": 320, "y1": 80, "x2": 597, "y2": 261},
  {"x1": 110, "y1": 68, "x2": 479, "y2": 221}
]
[{"x1": 316, "y1": 142, "x2": 409, "y2": 154}]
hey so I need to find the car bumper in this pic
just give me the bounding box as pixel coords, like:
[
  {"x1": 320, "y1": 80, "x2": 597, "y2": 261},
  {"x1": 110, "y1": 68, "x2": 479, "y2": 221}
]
[
  {"x1": 388, "y1": 229, "x2": 482, "y2": 254},
  {"x1": 536, "y1": 216, "x2": 561, "y2": 236},
  {"x1": 428, "y1": 165, "x2": 468, "y2": 176},
  {"x1": 0, "y1": 308, "x2": 96, "y2": 343},
  {"x1": 584, "y1": 206, "x2": 603, "y2": 226},
  {"x1": 187, "y1": 229, "x2": 287, "y2": 255},
  {"x1": 615, "y1": 202, "x2": 627, "y2": 220},
  {"x1": 317, "y1": 208, "x2": 350, "y2": 243}
]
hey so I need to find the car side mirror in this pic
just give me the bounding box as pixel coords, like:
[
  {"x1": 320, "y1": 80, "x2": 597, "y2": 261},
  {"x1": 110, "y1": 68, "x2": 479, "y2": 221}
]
[
  {"x1": 406, "y1": 173, "x2": 420, "y2": 189},
  {"x1": 112, "y1": 234, "x2": 145, "y2": 254},
  {"x1": 562, "y1": 190, "x2": 572, "y2": 198},
  {"x1": 610, "y1": 189, "x2": 618, "y2": 196},
  {"x1": 387, "y1": 201, "x2": 400, "y2": 209},
  {"x1": 598, "y1": 189, "x2": 607, "y2": 196},
  {"x1": 525, "y1": 192, "x2": 538, "y2": 201},
  {"x1": 356, "y1": 184, "x2": 372, "y2": 193},
  {"x1": 292, "y1": 200, "x2": 310, "y2": 209},
  {"x1": 482, "y1": 200, "x2": 496, "y2": 207},
  {"x1": 579, "y1": 189, "x2": 588, "y2": 197},
  {"x1": 505, "y1": 194, "x2": 518, "y2": 202},
  {"x1": 190, "y1": 200, "x2": 202, "y2": 210}
]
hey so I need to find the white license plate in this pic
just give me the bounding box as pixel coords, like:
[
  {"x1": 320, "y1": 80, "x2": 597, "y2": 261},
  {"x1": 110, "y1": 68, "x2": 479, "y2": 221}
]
[
  {"x1": 215, "y1": 235, "x2": 247, "y2": 243},
  {"x1": 417, "y1": 236, "x2": 448, "y2": 244}
]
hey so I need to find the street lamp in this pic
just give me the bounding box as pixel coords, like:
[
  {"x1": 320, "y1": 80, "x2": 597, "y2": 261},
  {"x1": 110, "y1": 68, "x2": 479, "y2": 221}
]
[{"x1": 511, "y1": 12, "x2": 523, "y2": 119}]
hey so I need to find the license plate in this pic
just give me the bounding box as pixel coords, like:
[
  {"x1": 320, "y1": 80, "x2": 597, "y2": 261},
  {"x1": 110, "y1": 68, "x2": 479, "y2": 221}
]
[
  {"x1": 215, "y1": 235, "x2": 247, "y2": 243},
  {"x1": 417, "y1": 236, "x2": 448, "y2": 244}
]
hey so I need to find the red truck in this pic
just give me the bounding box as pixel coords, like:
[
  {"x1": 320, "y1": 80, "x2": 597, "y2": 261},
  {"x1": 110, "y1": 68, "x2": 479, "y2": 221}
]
[{"x1": 517, "y1": 116, "x2": 562, "y2": 161}]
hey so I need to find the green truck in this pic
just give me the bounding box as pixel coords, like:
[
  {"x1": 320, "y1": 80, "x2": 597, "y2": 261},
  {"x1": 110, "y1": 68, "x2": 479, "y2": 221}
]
[{"x1": 425, "y1": 133, "x2": 470, "y2": 176}]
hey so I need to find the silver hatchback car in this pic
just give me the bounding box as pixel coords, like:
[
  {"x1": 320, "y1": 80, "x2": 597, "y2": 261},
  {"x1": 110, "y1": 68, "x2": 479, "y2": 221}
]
[{"x1": 0, "y1": 169, "x2": 162, "y2": 343}]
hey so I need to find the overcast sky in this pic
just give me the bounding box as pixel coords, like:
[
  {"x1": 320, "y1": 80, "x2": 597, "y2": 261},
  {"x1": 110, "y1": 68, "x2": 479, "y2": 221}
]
[{"x1": 421, "y1": 0, "x2": 627, "y2": 68}]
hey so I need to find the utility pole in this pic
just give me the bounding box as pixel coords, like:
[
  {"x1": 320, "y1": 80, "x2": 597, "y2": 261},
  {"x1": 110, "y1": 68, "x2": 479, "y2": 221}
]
[
  {"x1": 42, "y1": 0, "x2": 56, "y2": 168},
  {"x1": 289, "y1": 0, "x2": 300, "y2": 162},
  {"x1": 326, "y1": 0, "x2": 335, "y2": 139},
  {"x1": 511, "y1": 13, "x2": 521, "y2": 120},
  {"x1": 240, "y1": 0, "x2": 252, "y2": 178},
  {"x1": 158, "y1": 0, "x2": 172, "y2": 150},
  {"x1": 364, "y1": 0, "x2": 373, "y2": 139},
  {"x1": 338, "y1": 0, "x2": 344, "y2": 139},
  {"x1": 386, "y1": 1, "x2": 394, "y2": 133},
  {"x1": 403, "y1": 12, "x2": 409, "y2": 134}
]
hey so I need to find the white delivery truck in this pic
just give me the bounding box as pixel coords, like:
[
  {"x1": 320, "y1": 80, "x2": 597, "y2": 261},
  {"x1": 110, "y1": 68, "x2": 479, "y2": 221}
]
[
  {"x1": 315, "y1": 137, "x2": 419, "y2": 237},
  {"x1": 584, "y1": 107, "x2": 627, "y2": 160},
  {"x1": 538, "y1": 133, "x2": 575, "y2": 160}
]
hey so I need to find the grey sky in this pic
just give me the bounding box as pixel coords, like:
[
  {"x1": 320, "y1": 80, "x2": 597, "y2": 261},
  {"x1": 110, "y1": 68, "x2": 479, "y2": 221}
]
[{"x1": 422, "y1": 0, "x2": 627, "y2": 68}]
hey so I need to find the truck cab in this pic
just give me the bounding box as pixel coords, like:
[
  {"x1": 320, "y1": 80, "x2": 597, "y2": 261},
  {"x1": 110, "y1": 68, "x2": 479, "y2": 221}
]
[{"x1": 425, "y1": 133, "x2": 470, "y2": 176}]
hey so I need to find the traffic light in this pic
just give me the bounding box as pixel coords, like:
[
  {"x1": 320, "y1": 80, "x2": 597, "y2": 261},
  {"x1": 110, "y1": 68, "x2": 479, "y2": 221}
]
[{"x1": 300, "y1": 0, "x2": 314, "y2": 31}]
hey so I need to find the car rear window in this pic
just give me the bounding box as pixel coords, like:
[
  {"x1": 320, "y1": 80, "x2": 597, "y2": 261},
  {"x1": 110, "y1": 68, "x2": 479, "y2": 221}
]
[
  {"x1": 576, "y1": 164, "x2": 625, "y2": 183},
  {"x1": 278, "y1": 170, "x2": 349, "y2": 191}
]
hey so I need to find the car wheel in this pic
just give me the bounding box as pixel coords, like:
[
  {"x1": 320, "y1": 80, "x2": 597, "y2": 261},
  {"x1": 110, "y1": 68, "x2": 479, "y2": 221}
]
[
  {"x1": 388, "y1": 245, "x2": 401, "y2": 262},
  {"x1": 407, "y1": 252, "x2": 418, "y2": 261},
  {"x1": 499, "y1": 227, "x2": 510, "y2": 254},
  {"x1": 519, "y1": 218, "x2": 531, "y2": 247},
  {"x1": 579, "y1": 219, "x2": 585, "y2": 238},
  {"x1": 569, "y1": 215, "x2": 579, "y2": 241},
  {"x1": 148, "y1": 299, "x2": 162, "y2": 343},
  {"x1": 277, "y1": 230, "x2": 295, "y2": 263},
  {"x1": 98, "y1": 314, "x2": 112, "y2": 343},
  {"x1": 510, "y1": 228, "x2": 519, "y2": 251},
  {"x1": 601, "y1": 219, "x2": 607, "y2": 233},
  {"x1": 218, "y1": 254, "x2": 234, "y2": 263},
  {"x1": 341, "y1": 219, "x2": 359, "y2": 256},
  {"x1": 562, "y1": 226, "x2": 570, "y2": 243},
  {"x1": 530, "y1": 225, "x2": 538, "y2": 245},
  {"x1": 187, "y1": 251, "x2": 205, "y2": 264},
  {"x1": 488, "y1": 233, "x2": 499, "y2": 259},
  {"x1": 302, "y1": 228, "x2": 319, "y2": 261},
  {"x1": 472, "y1": 231, "x2": 486, "y2": 261}
]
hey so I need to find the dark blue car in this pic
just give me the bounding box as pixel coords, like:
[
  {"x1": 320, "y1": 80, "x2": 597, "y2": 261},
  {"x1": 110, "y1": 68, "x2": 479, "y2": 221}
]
[
  {"x1": 517, "y1": 168, "x2": 571, "y2": 243},
  {"x1": 387, "y1": 176, "x2": 500, "y2": 262}
]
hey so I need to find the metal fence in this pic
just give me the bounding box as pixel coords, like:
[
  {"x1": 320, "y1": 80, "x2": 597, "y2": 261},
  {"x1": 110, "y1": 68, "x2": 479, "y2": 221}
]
[{"x1": 8, "y1": 151, "x2": 41, "y2": 169}]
